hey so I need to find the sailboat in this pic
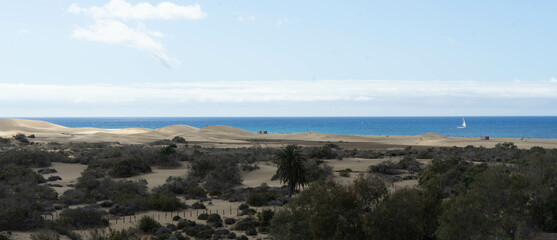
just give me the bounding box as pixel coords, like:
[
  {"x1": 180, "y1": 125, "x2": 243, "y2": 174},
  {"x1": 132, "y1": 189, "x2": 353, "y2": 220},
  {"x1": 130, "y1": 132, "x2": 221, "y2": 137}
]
[{"x1": 457, "y1": 118, "x2": 466, "y2": 129}]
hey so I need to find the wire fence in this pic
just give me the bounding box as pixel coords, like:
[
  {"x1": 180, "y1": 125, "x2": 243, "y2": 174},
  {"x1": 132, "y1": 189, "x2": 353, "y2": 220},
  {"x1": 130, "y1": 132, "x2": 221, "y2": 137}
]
[{"x1": 42, "y1": 205, "x2": 283, "y2": 224}]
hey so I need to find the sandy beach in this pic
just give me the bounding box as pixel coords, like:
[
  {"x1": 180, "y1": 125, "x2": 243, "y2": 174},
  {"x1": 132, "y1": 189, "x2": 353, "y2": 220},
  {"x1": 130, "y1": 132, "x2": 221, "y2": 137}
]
[{"x1": 1, "y1": 118, "x2": 555, "y2": 149}]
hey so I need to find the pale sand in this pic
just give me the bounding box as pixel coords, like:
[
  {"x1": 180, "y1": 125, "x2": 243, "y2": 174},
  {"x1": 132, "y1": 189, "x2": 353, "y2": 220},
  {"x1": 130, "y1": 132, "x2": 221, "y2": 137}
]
[
  {"x1": 3, "y1": 118, "x2": 556, "y2": 238},
  {"x1": 32, "y1": 162, "x2": 88, "y2": 195},
  {"x1": 1, "y1": 118, "x2": 556, "y2": 149}
]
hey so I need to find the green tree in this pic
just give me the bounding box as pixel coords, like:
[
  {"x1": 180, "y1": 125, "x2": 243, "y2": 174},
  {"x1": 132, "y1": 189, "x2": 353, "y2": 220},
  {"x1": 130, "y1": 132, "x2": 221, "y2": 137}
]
[{"x1": 275, "y1": 145, "x2": 308, "y2": 197}]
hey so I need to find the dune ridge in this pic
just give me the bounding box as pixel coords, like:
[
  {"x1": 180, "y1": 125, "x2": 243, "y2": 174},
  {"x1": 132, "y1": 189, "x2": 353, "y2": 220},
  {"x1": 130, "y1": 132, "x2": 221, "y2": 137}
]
[{"x1": 1, "y1": 118, "x2": 556, "y2": 149}]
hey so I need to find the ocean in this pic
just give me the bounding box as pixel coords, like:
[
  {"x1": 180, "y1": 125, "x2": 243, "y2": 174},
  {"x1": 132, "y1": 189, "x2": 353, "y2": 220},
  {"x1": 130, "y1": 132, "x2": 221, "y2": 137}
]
[{"x1": 17, "y1": 117, "x2": 557, "y2": 139}]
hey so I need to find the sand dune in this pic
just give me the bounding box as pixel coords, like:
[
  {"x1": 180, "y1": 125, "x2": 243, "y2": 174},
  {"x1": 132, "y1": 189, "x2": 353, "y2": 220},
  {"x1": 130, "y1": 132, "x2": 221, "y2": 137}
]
[{"x1": 1, "y1": 118, "x2": 557, "y2": 149}]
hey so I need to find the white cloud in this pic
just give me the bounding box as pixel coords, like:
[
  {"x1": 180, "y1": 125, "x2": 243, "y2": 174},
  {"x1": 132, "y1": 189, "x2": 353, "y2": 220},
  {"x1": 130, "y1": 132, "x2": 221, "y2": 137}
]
[
  {"x1": 69, "y1": 0, "x2": 205, "y2": 67},
  {"x1": 276, "y1": 17, "x2": 288, "y2": 26},
  {"x1": 17, "y1": 29, "x2": 29, "y2": 35},
  {"x1": 1, "y1": 80, "x2": 556, "y2": 104},
  {"x1": 69, "y1": 0, "x2": 206, "y2": 20},
  {"x1": 550, "y1": 78, "x2": 557, "y2": 83},
  {"x1": 72, "y1": 20, "x2": 179, "y2": 67},
  {"x1": 237, "y1": 16, "x2": 255, "y2": 22}
]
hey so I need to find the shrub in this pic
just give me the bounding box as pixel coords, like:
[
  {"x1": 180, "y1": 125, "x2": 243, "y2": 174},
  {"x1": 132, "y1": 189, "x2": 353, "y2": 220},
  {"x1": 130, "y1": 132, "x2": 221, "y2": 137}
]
[
  {"x1": 138, "y1": 216, "x2": 161, "y2": 234},
  {"x1": 38, "y1": 168, "x2": 57, "y2": 174},
  {"x1": 241, "y1": 164, "x2": 260, "y2": 171},
  {"x1": 191, "y1": 201, "x2": 206, "y2": 209},
  {"x1": 172, "y1": 136, "x2": 187, "y2": 144},
  {"x1": 154, "y1": 176, "x2": 206, "y2": 199},
  {"x1": 369, "y1": 161, "x2": 398, "y2": 175},
  {"x1": 238, "y1": 203, "x2": 249, "y2": 210},
  {"x1": 13, "y1": 133, "x2": 29, "y2": 144},
  {"x1": 56, "y1": 208, "x2": 109, "y2": 229},
  {"x1": 177, "y1": 219, "x2": 196, "y2": 229},
  {"x1": 0, "y1": 137, "x2": 10, "y2": 145},
  {"x1": 224, "y1": 218, "x2": 236, "y2": 225},
  {"x1": 173, "y1": 215, "x2": 182, "y2": 221},
  {"x1": 235, "y1": 217, "x2": 258, "y2": 231},
  {"x1": 159, "y1": 145, "x2": 177, "y2": 156},
  {"x1": 257, "y1": 209, "x2": 274, "y2": 228},
  {"x1": 47, "y1": 176, "x2": 62, "y2": 181},
  {"x1": 198, "y1": 213, "x2": 209, "y2": 220},
  {"x1": 108, "y1": 156, "x2": 151, "y2": 178},
  {"x1": 0, "y1": 149, "x2": 68, "y2": 167},
  {"x1": 208, "y1": 190, "x2": 222, "y2": 197},
  {"x1": 246, "y1": 228, "x2": 257, "y2": 236},
  {"x1": 109, "y1": 205, "x2": 135, "y2": 216},
  {"x1": 398, "y1": 155, "x2": 421, "y2": 171},
  {"x1": 304, "y1": 160, "x2": 333, "y2": 182},
  {"x1": 183, "y1": 224, "x2": 213, "y2": 238},
  {"x1": 307, "y1": 146, "x2": 338, "y2": 159},
  {"x1": 190, "y1": 157, "x2": 242, "y2": 192},
  {"x1": 30, "y1": 231, "x2": 59, "y2": 240},
  {"x1": 246, "y1": 191, "x2": 278, "y2": 207},
  {"x1": 206, "y1": 213, "x2": 223, "y2": 227},
  {"x1": 339, "y1": 170, "x2": 350, "y2": 177},
  {"x1": 106, "y1": 228, "x2": 140, "y2": 240},
  {"x1": 149, "y1": 193, "x2": 187, "y2": 211}
]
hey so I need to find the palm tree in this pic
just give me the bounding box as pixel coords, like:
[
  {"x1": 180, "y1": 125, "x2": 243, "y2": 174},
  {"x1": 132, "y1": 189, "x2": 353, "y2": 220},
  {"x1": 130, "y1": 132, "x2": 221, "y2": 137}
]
[{"x1": 276, "y1": 145, "x2": 309, "y2": 197}]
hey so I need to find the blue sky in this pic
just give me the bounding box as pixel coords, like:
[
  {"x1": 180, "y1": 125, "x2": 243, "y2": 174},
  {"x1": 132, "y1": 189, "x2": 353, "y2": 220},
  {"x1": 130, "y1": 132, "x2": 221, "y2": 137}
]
[{"x1": 1, "y1": 0, "x2": 556, "y2": 116}]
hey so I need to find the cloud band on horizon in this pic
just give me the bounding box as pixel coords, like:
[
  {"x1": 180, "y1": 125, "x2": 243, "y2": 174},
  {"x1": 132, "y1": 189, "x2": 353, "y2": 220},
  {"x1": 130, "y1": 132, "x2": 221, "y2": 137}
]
[{"x1": 1, "y1": 80, "x2": 556, "y2": 103}]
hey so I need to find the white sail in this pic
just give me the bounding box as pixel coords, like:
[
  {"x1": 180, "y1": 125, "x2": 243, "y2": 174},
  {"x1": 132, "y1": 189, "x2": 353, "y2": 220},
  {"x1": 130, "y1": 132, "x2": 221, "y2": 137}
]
[{"x1": 457, "y1": 118, "x2": 466, "y2": 128}]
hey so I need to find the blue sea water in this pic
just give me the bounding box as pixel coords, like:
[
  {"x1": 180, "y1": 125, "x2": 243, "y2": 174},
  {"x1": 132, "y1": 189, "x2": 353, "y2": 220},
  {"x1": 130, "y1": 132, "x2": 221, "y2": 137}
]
[{"x1": 17, "y1": 117, "x2": 557, "y2": 139}]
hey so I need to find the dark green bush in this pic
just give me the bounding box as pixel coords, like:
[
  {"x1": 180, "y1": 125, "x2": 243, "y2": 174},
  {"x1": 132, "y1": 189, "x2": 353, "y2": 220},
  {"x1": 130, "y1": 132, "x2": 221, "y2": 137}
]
[
  {"x1": 206, "y1": 213, "x2": 223, "y2": 227},
  {"x1": 0, "y1": 137, "x2": 10, "y2": 145},
  {"x1": 56, "y1": 208, "x2": 108, "y2": 229},
  {"x1": 238, "y1": 203, "x2": 249, "y2": 210},
  {"x1": 306, "y1": 146, "x2": 338, "y2": 159},
  {"x1": 172, "y1": 136, "x2": 187, "y2": 144},
  {"x1": 191, "y1": 201, "x2": 206, "y2": 209},
  {"x1": 13, "y1": 133, "x2": 29, "y2": 144},
  {"x1": 369, "y1": 161, "x2": 399, "y2": 175},
  {"x1": 246, "y1": 191, "x2": 278, "y2": 207},
  {"x1": 339, "y1": 170, "x2": 350, "y2": 177},
  {"x1": 149, "y1": 193, "x2": 186, "y2": 211},
  {"x1": 30, "y1": 231, "x2": 59, "y2": 240},
  {"x1": 108, "y1": 156, "x2": 151, "y2": 178},
  {"x1": 138, "y1": 216, "x2": 161, "y2": 234},
  {"x1": 0, "y1": 149, "x2": 68, "y2": 167},
  {"x1": 235, "y1": 217, "x2": 258, "y2": 231},
  {"x1": 198, "y1": 213, "x2": 209, "y2": 220},
  {"x1": 224, "y1": 218, "x2": 236, "y2": 225},
  {"x1": 177, "y1": 219, "x2": 196, "y2": 229}
]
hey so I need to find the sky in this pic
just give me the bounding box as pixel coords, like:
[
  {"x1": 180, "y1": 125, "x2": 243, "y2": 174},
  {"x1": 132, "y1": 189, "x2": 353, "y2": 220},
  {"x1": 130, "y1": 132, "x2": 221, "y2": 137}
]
[{"x1": 1, "y1": 0, "x2": 557, "y2": 117}]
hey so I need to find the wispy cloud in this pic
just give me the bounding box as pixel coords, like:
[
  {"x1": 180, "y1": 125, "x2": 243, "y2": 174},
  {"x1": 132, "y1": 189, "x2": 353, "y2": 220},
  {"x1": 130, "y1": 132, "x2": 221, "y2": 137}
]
[
  {"x1": 68, "y1": 0, "x2": 206, "y2": 20},
  {"x1": 72, "y1": 20, "x2": 178, "y2": 67},
  {"x1": 69, "y1": 0, "x2": 206, "y2": 67},
  {"x1": 2, "y1": 80, "x2": 556, "y2": 104},
  {"x1": 17, "y1": 29, "x2": 29, "y2": 35},
  {"x1": 237, "y1": 16, "x2": 255, "y2": 22}
]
